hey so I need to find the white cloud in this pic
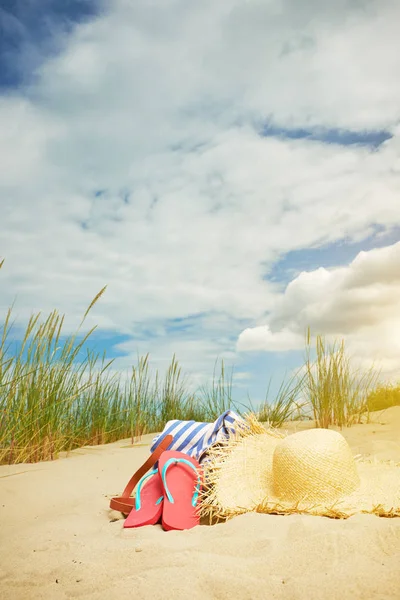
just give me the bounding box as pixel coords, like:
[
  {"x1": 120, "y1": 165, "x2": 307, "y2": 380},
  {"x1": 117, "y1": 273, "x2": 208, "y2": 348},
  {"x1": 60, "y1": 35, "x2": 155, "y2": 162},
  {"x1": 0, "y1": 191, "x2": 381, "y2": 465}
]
[
  {"x1": 1, "y1": 0, "x2": 400, "y2": 383},
  {"x1": 238, "y1": 242, "x2": 400, "y2": 380},
  {"x1": 238, "y1": 327, "x2": 304, "y2": 352}
]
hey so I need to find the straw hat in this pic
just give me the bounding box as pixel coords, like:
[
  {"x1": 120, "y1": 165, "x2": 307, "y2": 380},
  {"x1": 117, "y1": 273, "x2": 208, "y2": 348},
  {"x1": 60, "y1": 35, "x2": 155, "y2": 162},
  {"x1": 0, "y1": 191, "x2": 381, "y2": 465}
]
[{"x1": 199, "y1": 416, "x2": 400, "y2": 520}]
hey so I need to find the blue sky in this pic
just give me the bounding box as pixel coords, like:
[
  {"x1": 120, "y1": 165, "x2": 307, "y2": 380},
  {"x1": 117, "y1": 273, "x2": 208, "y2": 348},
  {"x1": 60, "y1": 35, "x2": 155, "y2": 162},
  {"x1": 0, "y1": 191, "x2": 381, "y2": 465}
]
[
  {"x1": 267, "y1": 224, "x2": 400, "y2": 285},
  {"x1": 261, "y1": 124, "x2": 393, "y2": 149},
  {"x1": 0, "y1": 0, "x2": 100, "y2": 88},
  {"x1": 1, "y1": 0, "x2": 400, "y2": 408}
]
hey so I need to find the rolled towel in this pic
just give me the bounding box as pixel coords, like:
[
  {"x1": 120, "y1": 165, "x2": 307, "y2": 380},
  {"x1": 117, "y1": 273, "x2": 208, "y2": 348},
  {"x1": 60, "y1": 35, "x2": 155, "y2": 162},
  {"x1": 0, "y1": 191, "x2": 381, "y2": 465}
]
[{"x1": 150, "y1": 410, "x2": 244, "y2": 463}]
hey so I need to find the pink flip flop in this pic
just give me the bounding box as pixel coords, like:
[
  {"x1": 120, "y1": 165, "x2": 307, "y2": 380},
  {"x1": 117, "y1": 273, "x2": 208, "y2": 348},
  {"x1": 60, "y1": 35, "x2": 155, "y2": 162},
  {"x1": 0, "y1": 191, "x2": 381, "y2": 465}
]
[
  {"x1": 123, "y1": 468, "x2": 163, "y2": 528},
  {"x1": 158, "y1": 451, "x2": 202, "y2": 531},
  {"x1": 109, "y1": 434, "x2": 173, "y2": 528}
]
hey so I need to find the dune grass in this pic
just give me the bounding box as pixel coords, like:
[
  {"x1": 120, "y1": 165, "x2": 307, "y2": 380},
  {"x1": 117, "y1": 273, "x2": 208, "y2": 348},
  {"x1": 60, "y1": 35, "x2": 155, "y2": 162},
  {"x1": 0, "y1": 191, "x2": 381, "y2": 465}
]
[
  {"x1": 366, "y1": 383, "x2": 400, "y2": 412},
  {"x1": 257, "y1": 370, "x2": 306, "y2": 428},
  {"x1": 197, "y1": 359, "x2": 235, "y2": 420},
  {"x1": 0, "y1": 286, "x2": 243, "y2": 463},
  {"x1": 302, "y1": 329, "x2": 378, "y2": 428},
  {"x1": 1, "y1": 266, "x2": 395, "y2": 463}
]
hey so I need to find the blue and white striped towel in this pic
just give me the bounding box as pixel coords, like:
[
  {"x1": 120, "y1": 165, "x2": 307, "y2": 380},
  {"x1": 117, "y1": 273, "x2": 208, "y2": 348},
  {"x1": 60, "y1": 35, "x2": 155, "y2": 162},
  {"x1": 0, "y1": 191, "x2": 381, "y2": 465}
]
[{"x1": 150, "y1": 410, "x2": 244, "y2": 463}]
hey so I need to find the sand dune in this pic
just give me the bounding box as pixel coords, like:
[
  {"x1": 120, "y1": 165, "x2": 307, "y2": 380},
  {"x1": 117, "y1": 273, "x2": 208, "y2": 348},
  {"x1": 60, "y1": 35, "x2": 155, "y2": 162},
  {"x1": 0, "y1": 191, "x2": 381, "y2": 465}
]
[{"x1": 1, "y1": 407, "x2": 400, "y2": 599}]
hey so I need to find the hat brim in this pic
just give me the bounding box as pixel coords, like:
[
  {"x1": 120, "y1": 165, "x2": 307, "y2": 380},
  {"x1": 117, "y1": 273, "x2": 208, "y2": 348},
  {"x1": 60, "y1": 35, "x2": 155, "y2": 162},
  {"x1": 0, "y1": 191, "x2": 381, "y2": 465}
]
[{"x1": 199, "y1": 417, "x2": 400, "y2": 520}]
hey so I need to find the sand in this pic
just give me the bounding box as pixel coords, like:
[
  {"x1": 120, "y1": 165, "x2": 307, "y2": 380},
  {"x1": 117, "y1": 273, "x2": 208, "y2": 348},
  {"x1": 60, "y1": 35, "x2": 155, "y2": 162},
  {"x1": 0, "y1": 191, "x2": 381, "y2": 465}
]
[{"x1": 1, "y1": 407, "x2": 400, "y2": 600}]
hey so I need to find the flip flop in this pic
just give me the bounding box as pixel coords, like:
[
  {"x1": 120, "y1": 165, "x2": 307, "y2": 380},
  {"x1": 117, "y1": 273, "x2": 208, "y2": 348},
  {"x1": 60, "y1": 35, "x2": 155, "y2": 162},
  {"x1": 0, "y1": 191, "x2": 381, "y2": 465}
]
[
  {"x1": 158, "y1": 451, "x2": 202, "y2": 531},
  {"x1": 110, "y1": 433, "x2": 173, "y2": 516},
  {"x1": 123, "y1": 468, "x2": 163, "y2": 528}
]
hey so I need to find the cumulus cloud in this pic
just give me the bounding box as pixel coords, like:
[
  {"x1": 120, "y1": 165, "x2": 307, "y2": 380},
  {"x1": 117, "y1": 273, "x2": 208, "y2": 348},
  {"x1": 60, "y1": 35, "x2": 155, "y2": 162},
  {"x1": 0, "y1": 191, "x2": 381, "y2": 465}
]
[
  {"x1": 237, "y1": 327, "x2": 304, "y2": 352},
  {"x1": 238, "y1": 242, "x2": 400, "y2": 379},
  {"x1": 1, "y1": 0, "x2": 400, "y2": 382}
]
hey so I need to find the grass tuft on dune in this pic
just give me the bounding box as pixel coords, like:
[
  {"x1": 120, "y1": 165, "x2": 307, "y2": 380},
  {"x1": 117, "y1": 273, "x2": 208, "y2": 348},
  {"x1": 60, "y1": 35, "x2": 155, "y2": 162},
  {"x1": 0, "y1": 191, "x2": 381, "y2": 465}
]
[{"x1": 1, "y1": 265, "x2": 398, "y2": 464}]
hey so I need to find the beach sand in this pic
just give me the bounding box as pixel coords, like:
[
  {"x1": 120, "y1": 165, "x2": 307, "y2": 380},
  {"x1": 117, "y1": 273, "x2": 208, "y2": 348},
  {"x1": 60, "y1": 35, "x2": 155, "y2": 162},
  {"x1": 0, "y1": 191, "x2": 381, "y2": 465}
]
[{"x1": 1, "y1": 407, "x2": 400, "y2": 600}]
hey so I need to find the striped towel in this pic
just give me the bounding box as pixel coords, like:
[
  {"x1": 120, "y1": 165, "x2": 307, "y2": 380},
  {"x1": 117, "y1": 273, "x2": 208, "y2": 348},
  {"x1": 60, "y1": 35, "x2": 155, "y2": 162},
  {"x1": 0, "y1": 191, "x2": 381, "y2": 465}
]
[{"x1": 150, "y1": 410, "x2": 244, "y2": 463}]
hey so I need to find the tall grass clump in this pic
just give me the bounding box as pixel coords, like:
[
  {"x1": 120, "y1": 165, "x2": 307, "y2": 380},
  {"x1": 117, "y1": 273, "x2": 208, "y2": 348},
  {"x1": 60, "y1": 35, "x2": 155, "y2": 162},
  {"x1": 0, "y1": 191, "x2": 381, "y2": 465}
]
[
  {"x1": 366, "y1": 383, "x2": 400, "y2": 412},
  {"x1": 197, "y1": 359, "x2": 237, "y2": 420},
  {"x1": 0, "y1": 287, "x2": 117, "y2": 463},
  {"x1": 257, "y1": 370, "x2": 305, "y2": 427},
  {"x1": 124, "y1": 353, "x2": 158, "y2": 443},
  {"x1": 302, "y1": 329, "x2": 378, "y2": 428},
  {"x1": 0, "y1": 261, "x2": 238, "y2": 463},
  {"x1": 0, "y1": 300, "x2": 222, "y2": 464}
]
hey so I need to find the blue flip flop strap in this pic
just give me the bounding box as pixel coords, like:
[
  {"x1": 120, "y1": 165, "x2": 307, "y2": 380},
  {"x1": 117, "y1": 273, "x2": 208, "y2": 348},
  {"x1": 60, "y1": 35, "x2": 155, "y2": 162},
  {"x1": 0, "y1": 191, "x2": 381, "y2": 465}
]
[
  {"x1": 161, "y1": 458, "x2": 201, "y2": 507},
  {"x1": 135, "y1": 468, "x2": 163, "y2": 511}
]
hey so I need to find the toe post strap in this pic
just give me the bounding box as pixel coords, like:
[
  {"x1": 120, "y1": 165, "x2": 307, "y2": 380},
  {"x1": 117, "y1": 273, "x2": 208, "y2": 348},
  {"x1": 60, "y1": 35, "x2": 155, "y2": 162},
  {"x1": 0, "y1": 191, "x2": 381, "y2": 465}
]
[{"x1": 161, "y1": 457, "x2": 201, "y2": 507}]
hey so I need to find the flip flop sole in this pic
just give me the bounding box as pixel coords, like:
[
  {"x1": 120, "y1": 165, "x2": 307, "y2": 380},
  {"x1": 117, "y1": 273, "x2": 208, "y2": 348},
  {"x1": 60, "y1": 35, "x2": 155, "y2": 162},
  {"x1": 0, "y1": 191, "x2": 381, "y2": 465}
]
[
  {"x1": 123, "y1": 474, "x2": 163, "y2": 528},
  {"x1": 158, "y1": 451, "x2": 202, "y2": 531}
]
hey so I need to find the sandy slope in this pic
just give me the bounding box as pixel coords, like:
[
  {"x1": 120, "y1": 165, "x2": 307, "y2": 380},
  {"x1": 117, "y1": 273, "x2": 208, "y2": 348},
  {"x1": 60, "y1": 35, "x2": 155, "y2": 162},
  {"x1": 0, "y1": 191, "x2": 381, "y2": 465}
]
[{"x1": 1, "y1": 407, "x2": 399, "y2": 600}]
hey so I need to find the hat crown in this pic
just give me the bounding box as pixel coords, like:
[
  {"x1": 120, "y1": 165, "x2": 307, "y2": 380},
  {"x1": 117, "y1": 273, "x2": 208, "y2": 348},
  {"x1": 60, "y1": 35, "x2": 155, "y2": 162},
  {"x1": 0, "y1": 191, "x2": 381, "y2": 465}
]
[{"x1": 272, "y1": 428, "x2": 360, "y2": 503}]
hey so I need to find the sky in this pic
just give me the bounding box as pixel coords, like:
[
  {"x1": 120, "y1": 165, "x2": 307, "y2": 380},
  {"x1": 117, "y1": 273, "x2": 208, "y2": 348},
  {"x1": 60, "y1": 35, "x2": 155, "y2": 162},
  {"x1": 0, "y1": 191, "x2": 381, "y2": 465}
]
[{"x1": 1, "y1": 0, "x2": 400, "y2": 406}]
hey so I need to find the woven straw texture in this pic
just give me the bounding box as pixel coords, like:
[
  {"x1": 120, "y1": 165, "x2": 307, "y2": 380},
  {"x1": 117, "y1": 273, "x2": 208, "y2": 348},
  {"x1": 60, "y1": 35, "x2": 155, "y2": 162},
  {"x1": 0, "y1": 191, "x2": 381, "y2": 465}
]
[
  {"x1": 198, "y1": 415, "x2": 400, "y2": 520},
  {"x1": 272, "y1": 429, "x2": 360, "y2": 503}
]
